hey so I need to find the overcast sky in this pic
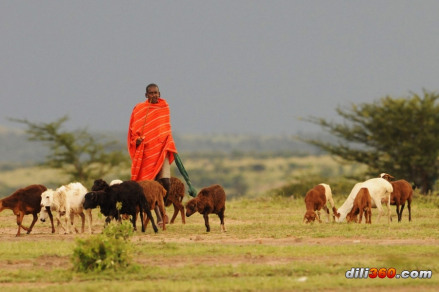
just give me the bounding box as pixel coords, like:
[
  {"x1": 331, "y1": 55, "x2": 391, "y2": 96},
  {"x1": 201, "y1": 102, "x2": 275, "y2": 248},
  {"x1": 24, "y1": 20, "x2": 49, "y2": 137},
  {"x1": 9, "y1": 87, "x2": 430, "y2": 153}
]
[{"x1": 1, "y1": 1, "x2": 438, "y2": 135}]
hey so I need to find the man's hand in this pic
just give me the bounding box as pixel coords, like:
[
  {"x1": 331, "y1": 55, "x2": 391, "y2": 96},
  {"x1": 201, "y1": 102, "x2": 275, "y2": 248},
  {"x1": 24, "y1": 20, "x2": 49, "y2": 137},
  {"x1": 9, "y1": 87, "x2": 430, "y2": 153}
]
[{"x1": 136, "y1": 138, "x2": 143, "y2": 148}]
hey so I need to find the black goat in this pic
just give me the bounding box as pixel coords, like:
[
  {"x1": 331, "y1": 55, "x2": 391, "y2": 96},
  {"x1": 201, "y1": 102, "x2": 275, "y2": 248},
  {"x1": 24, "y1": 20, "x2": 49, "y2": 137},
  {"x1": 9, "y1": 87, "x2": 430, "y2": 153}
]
[{"x1": 84, "y1": 179, "x2": 158, "y2": 233}]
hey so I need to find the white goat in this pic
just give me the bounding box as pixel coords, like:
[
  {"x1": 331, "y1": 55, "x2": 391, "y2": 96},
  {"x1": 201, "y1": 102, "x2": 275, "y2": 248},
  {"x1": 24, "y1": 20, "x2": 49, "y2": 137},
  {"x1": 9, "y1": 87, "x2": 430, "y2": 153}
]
[
  {"x1": 40, "y1": 182, "x2": 92, "y2": 234},
  {"x1": 335, "y1": 178, "x2": 392, "y2": 223}
]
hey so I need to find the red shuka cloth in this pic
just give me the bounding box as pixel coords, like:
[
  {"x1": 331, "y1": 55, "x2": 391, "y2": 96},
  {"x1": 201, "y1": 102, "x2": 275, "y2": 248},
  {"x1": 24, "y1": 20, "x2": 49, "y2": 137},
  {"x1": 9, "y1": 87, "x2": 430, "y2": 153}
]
[{"x1": 128, "y1": 98, "x2": 177, "y2": 181}]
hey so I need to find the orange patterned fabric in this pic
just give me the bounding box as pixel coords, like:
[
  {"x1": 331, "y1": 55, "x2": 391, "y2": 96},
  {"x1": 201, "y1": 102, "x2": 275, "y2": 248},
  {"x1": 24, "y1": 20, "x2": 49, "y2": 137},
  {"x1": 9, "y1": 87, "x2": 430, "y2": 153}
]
[{"x1": 128, "y1": 98, "x2": 177, "y2": 181}]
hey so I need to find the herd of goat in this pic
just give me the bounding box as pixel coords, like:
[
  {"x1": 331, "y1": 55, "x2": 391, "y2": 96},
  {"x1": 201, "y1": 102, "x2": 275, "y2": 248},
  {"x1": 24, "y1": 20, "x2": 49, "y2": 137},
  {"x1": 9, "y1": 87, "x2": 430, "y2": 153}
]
[
  {"x1": 303, "y1": 173, "x2": 413, "y2": 224},
  {"x1": 0, "y1": 172, "x2": 412, "y2": 237},
  {"x1": 0, "y1": 177, "x2": 226, "y2": 237}
]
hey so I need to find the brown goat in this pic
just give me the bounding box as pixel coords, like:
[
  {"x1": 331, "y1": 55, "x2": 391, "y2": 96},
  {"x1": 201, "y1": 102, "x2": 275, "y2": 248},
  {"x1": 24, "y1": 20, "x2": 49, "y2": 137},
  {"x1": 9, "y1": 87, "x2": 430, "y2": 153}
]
[
  {"x1": 0, "y1": 184, "x2": 53, "y2": 236},
  {"x1": 138, "y1": 180, "x2": 168, "y2": 230},
  {"x1": 346, "y1": 187, "x2": 372, "y2": 224},
  {"x1": 303, "y1": 184, "x2": 337, "y2": 223},
  {"x1": 380, "y1": 173, "x2": 413, "y2": 222},
  {"x1": 166, "y1": 177, "x2": 186, "y2": 224},
  {"x1": 186, "y1": 184, "x2": 226, "y2": 232}
]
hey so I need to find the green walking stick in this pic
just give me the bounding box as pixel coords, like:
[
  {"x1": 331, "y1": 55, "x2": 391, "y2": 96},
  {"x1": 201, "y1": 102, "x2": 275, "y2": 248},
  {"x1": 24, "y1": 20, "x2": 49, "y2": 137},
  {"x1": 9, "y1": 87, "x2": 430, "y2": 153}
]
[{"x1": 173, "y1": 153, "x2": 197, "y2": 197}]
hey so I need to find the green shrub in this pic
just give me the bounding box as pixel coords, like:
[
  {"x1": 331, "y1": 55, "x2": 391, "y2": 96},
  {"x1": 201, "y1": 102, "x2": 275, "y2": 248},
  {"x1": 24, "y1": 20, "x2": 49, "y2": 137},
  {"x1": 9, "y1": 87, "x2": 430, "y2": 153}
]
[
  {"x1": 270, "y1": 175, "x2": 358, "y2": 198},
  {"x1": 71, "y1": 220, "x2": 134, "y2": 272}
]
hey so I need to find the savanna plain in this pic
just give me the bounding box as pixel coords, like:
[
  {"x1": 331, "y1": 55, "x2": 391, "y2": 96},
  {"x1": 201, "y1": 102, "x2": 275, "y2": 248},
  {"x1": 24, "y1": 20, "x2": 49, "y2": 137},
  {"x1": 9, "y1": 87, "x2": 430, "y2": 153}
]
[
  {"x1": 0, "y1": 193, "x2": 438, "y2": 292},
  {"x1": 0, "y1": 153, "x2": 439, "y2": 291}
]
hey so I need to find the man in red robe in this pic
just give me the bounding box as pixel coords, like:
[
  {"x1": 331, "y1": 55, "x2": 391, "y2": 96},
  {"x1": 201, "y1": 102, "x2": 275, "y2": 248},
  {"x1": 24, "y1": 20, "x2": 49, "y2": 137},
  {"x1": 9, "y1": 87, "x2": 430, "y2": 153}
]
[{"x1": 128, "y1": 83, "x2": 177, "y2": 224}]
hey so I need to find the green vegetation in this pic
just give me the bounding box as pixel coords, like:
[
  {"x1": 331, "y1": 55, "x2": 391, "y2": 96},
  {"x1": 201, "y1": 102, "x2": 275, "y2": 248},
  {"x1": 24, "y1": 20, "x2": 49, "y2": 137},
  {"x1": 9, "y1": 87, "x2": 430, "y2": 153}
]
[
  {"x1": 303, "y1": 90, "x2": 439, "y2": 194},
  {"x1": 0, "y1": 195, "x2": 438, "y2": 291},
  {"x1": 0, "y1": 153, "x2": 369, "y2": 199},
  {"x1": 72, "y1": 220, "x2": 134, "y2": 272},
  {"x1": 172, "y1": 153, "x2": 368, "y2": 199},
  {"x1": 10, "y1": 116, "x2": 129, "y2": 187}
]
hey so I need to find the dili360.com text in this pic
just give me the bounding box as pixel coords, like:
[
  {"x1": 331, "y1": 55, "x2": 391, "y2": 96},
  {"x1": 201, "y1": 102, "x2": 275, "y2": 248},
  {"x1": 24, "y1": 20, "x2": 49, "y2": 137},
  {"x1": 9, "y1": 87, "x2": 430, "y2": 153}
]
[{"x1": 345, "y1": 267, "x2": 432, "y2": 279}]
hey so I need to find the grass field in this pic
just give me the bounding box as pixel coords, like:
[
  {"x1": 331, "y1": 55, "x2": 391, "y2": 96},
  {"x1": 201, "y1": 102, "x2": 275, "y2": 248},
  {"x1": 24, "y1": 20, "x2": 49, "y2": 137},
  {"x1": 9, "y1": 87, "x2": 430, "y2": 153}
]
[{"x1": 0, "y1": 194, "x2": 438, "y2": 291}]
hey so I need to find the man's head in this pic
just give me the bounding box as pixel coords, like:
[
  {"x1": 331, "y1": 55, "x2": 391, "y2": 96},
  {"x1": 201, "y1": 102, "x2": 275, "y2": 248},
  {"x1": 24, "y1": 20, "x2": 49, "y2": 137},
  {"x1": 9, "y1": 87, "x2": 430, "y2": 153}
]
[{"x1": 145, "y1": 83, "x2": 160, "y2": 104}]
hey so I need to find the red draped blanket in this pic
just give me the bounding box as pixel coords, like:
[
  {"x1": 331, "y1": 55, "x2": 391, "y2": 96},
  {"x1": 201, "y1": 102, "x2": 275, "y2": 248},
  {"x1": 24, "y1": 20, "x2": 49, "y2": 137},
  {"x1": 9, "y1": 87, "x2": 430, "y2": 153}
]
[{"x1": 128, "y1": 99, "x2": 177, "y2": 181}]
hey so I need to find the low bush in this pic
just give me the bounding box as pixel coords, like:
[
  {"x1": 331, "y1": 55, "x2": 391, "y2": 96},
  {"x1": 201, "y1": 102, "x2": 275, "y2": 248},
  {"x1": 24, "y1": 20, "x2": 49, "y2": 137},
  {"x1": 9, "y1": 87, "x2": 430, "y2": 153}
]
[
  {"x1": 71, "y1": 220, "x2": 134, "y2": 272},
  {"x1": 270, "y1": 175, "x2": 357, "y2": 198}
]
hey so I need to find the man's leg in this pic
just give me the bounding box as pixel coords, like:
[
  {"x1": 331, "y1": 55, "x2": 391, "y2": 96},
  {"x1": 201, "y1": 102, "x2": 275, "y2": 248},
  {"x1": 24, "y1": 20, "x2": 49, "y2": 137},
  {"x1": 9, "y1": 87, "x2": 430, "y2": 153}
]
[{"x1": 156, "y1": 157, "x2": 171, "y2": 225}]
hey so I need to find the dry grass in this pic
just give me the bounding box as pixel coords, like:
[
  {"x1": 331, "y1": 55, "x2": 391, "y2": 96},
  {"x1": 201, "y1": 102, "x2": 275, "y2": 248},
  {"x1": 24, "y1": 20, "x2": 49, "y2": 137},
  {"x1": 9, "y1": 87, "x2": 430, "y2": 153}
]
[{"x1": 0, "y1": 195, "x2": 438, "y2": 291}]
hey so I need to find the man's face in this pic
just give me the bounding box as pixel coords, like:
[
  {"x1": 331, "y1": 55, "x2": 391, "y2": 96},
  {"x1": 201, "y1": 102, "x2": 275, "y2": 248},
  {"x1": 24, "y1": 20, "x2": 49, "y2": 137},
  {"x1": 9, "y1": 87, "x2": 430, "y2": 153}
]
[{"x1": 146, "y1": 86, "x2": 160, "y2": 104}]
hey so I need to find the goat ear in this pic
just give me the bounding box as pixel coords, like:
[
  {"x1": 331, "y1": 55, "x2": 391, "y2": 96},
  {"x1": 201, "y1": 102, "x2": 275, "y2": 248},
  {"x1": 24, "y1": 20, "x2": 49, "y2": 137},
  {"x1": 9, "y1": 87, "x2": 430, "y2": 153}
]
[{"x1": 92, "y1": 192, "x2": 98, "y2": 203}]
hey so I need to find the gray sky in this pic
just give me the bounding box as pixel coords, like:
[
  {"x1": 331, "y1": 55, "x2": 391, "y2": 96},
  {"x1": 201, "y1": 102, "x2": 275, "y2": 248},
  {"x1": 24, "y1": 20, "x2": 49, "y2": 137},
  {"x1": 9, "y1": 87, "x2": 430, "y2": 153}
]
[{"x1": 1, "y1": 1, "x2": 438, "y2": 135}]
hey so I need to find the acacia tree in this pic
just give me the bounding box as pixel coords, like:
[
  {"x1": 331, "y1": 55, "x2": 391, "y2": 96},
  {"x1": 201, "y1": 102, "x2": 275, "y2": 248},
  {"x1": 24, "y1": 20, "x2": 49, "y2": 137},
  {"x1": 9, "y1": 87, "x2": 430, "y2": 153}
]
[
  {"x1": 12, "y1": 116, "x2": 129, "y2": 185},
  {"x1": 302, "y1": 90, "x2": 439, "y2": 194}
]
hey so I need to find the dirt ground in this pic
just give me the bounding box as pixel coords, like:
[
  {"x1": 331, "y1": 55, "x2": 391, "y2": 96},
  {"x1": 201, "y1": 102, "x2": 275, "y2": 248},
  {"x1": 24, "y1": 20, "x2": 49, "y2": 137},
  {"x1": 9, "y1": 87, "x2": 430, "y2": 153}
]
[{"x1": 0, "y1": 212, "x2": 437, "y2": 272}]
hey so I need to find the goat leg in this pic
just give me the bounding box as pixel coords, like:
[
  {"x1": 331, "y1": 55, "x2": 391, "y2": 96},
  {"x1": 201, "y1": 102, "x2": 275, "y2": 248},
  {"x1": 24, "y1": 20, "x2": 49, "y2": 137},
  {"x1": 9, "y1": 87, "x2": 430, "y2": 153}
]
[
  {"x1": 79, "y1": 212, "x2": 85, "y2": 233},
  {"x1": 218, "y1": 209, "x2": 226, "y2": 232},
  {"x1": 27, "y1": 213, "x2": 38, "y2": 234},
  {"x1": 398, "y1": 203, "x2": 405, "y2": 222},
  {"x1": 144, "y1": 207, "x2": 158, "y2": 233},
  {"x1": 170, "y1": 203, "x2": 179, "y2": 224},
  {"x1": 139, "y1": 209, "x2": 145, "y2": 232},
  {"x1": 203, "y1": 213, "x2": 210, "y2": 232},
  {"x1": 47, "y1": 209, "x2": 55, "y2": 233},
  {"x1": 16, "y1": 213, "x2": 25, "y2": 236},
  {"x1": 130, "y1": 212, "x2": 137, "y2": 231}
]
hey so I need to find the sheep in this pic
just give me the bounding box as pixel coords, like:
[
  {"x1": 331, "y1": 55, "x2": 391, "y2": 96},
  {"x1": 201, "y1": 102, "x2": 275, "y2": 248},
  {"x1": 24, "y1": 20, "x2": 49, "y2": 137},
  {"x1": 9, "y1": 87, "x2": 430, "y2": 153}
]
[
  {"x1": 185, "y1": 184, "x2": 226, "y2": 232},
  {"x1": 166, "y1": 177, "x2": 186, "y2": 224},
  {"x1": 86, "y1": 179, "x2": 158, "y2": 233},
  {"x1": 39, "y1": 182, "x2": 92, "y2": 234},
  {"x1": 346, "y1": 187, "x2": 372, "y2": 224},
  {"x1": 379, "y1": 173, "x2": 413, "y2": 222},
  {"x1": 0, "y1": 184, "x2": 49, "y2": 236},
  {"x1": 303, "y1": 183, "x2": 338, "y2": 223},
  {"x1": 137, "y1": 180, "x2": 167, "y2": 231},
  {"x1": 336, "y1": 178, "x2": 392, "y2": 223}
]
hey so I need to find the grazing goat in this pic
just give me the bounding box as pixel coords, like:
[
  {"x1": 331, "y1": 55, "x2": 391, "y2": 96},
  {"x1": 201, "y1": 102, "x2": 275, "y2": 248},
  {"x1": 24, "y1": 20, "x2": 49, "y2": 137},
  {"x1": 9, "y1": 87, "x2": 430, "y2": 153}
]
[
  {"x1": 0, "y1": 184, "x2": 48, "y2": 236},
  {"x1": 303, "y1": 183, "x2": 338, "y2": 223},
  {"x1": 166, "y1": 177, "x2": 186, "y2": 224},
  {"x1": 86, "y1": 179, "x2": 158, "y2": 233},
  {"x1": 379, "y1": 173, "x2": 413, "y2": 222},
  {"x1": 346, "y1": 187, "x2": 372, "y2": 224},
  {"x1": 39, "y1": 182, "x2": 92, "y2": 234},
  {"x1": 137, "y1": 180, "x2": 167, "y2": 231},
  {"x1": 336, "y1": 178, "x2": 392, "y2": 223},
  {"x1": 186, "y1": 184, "x2": 226, "y2": 232}
]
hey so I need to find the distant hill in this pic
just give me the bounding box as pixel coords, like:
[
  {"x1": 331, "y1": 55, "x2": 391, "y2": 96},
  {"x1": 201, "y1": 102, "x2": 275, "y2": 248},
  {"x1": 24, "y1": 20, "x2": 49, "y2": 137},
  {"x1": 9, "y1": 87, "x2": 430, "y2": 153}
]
[
  {"x1": 0, "y1": 128, "x2": 48, "y2": 165},
  {"x1": 0, "y1": 127, "x2": 329, "y2": 165},
  {"x1": 173, "y1": 133, "x2": 325, "y2": 155}
]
